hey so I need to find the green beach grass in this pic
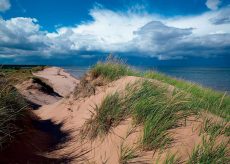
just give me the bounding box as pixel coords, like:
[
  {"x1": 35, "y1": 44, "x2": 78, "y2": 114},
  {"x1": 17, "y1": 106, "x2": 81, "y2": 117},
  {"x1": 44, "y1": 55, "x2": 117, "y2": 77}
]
[
  {"x1": 119, "y1": 143, "x2": 139, "y2": 164},
  {"x1": 188, "y1": 136, "x2": 229, "y2": 164},
  {"x1": 84, "y1": 80, "x2": 191, "y2": 150},
  {"x1": 90, "y1": 58, "x2": 230, "y2": 121},
  {"x1": 0, "y1": 76, "x2": 29, "y2": 150},
  {"x1": 162, "y1": 153, "x2": 181, "y2": 164},
  {"x1": 0, "y1": 66, "x2": 45, "y2": 85},
  {"x1": 86, "y1": 57, "x2": 229, "y2": 162},
  {"x1": 0, "y1": 66, "x2": 44, "y2": 151},
  {"x1": 82, "y1": 92, "x2": 124, "y2": 139}
]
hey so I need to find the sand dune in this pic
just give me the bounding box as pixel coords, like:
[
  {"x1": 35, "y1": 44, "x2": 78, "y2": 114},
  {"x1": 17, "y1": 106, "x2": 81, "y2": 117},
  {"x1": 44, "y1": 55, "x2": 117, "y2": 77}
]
[
  {"x1": 12, "y1": 67, "x2": 210, "y2": 163},
  {"x1": 34, "y1": 67, "x2": 79, "y2": 97}
]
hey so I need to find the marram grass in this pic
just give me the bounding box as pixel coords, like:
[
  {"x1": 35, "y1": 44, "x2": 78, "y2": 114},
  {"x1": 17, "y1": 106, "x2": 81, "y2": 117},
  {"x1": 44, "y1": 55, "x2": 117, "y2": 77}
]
[
  {"x1": 0, "y1": 77, "x2": 28, "y2": 150},
  {"x1": 81, "y1": 92, "x2": 126, "y2": 139},
  {"x1": 130, "y1": 81, "x2": 191, "y2": 150},
  {"x1": 90, "y1": 59, "x2": 230, "y2": 120},
  {"x1": 86, "y1": 58, "x2": 230, "y2": 162},
  {"x1": 187, "y1": 136, "x2": 229, "y2": 164},
  {"x1": 0, "y1": 67, "x2": 44, "y2": 151},
  {"x1": 83, "y1": 80, "x2": 192, "y2": 150}
]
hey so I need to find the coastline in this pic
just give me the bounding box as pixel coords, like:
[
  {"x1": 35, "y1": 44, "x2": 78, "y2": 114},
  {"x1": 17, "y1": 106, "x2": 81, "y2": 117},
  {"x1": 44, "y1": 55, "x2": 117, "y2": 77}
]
[
  {"x1": 1, "y1": 65, "x2": 229, "y2": 163},
  {"x1": 64, "y1": 66, "x2": 230, "y2": 93}
]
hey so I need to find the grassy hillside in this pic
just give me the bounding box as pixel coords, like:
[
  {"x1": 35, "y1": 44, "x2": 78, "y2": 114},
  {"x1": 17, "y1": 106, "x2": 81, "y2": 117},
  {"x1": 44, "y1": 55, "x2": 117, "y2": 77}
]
[
  {"x1": 0, "y1": 66, "x2": 45, "y2": 85},
  {"x1": 85, "y1": 58, "x2": 229, "y2": 163},
  {"x1": 0, "y1": 76, "x2": 28, "y2": 150},
  {"x1": 90, "y1": 58, "x2": 230, "y2": 121},
  {"x1": 0, "y1": 66, "x2": 45, "y2": 150}
]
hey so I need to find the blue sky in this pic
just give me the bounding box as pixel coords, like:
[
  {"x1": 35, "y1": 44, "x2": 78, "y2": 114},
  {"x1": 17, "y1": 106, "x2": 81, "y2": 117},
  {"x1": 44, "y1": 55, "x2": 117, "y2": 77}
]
[
  {"x1": 2, "y1": 0, "x2": 213, "y2": 31},
  {"x1": 0, "y1": 0, "x2": 230, "y2": 66}
]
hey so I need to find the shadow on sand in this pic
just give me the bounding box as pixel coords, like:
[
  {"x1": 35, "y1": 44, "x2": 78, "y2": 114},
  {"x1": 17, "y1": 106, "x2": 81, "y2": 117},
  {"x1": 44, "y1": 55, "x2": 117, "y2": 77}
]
[{"x1": 0, "y1": 117, "x2": 74, "y2": 163}]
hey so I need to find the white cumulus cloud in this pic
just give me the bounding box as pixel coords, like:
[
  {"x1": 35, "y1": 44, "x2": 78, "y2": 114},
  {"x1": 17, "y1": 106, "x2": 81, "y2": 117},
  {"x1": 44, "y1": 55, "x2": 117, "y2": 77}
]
[
  {"x1": 0, "y1": 17, "x2": 49, "y2": 56},
  {"x1": 0, "y1": 5, "x2": 230, "y2": 60},
  {"x1": 46, "y1": 7, "x2": 153, "y2": 53}
]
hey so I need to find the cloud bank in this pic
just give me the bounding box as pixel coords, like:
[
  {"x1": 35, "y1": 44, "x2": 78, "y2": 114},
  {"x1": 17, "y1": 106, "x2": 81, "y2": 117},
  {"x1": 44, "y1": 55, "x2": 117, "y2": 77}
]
[{"x1": 0, "y1": 5, "x2": 230, "y2": 60}]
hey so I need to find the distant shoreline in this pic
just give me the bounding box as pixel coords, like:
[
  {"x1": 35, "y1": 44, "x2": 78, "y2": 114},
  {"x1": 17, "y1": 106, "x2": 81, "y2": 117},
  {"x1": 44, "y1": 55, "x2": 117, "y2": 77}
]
[
  {"x1": 1, "y1": 65, "x2": 230, "y2": 93},
  {"x1": 0, "y1": 65, "x2": 47, "y2": 69}
]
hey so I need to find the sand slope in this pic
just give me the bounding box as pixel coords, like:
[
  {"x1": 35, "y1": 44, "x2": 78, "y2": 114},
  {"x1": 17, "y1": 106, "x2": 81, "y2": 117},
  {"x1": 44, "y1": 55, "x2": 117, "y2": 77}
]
[
  {"x1": 14, "y1": 67, "x2": 206, "y2": 163},
  {"x1": 34, "y1": 67, "x2": 79, "y2": 97}
]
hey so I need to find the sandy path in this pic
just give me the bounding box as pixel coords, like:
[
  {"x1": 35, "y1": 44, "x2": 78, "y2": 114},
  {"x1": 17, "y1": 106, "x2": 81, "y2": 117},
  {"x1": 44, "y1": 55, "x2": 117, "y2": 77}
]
[
  {"x1": 0, "y1": 67, "x2": 81, "y2": 163},
  {"x1": 34, "y1": 67, "x2": 79, "y2": 97}
]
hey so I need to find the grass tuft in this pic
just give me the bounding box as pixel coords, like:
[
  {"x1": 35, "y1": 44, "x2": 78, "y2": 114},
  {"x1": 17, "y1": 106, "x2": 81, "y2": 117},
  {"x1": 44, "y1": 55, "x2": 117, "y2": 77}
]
[
  {"x1": 90, "y1": 59, "x2": 230, "y2": 120},
  {"x1": 0, "y1": 77, "x2": 29, "y2": 150},
  {"x1": 0, "y1": 66, "x2": 46, "y2": 85},
  {"x1": 188, "y1": 136, "x2": 229, "y2": 164},
  {"x1": 162, "y1": 153, "x2": 181, "y2": 164},
  {"x1": 131, "y1": 81, "x2": 191, "y2": 150},
  {"x1": 143, "y1": 71, "x2": 230, "y2": 120},
  {"x1": 90, "y1": 55, "x2": 137, "y2": 81},
  {"x1": 119, "y1": 143, "x2": 139, "y2": 164},
  {"x1": 0, "y1": 67, "x2": 42, "y2": 151},
  {"x1": 201, "y1": 118, "x2": 229, "y2": 138},
  {"x1": 81, "y1": 92, "x2": 126, "y2": 139},
  {"x1": 83, "y1": 80, "x2": 192, "y2": 150}
]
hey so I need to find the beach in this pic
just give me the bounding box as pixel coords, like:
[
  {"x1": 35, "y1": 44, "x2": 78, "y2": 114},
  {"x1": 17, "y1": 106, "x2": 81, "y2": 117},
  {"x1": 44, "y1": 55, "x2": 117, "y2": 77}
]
[{"x1": 0, "y1": 64, "x2": 229, "y2": 163}]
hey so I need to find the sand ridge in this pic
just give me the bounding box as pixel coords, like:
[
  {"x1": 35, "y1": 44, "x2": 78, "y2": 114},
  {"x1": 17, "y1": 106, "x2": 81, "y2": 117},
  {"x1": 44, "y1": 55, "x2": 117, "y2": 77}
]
[
  {"x1": 26, "y1": 67, "x2": 204, "y2": 163},
  {"x1": 13, "y1": 67, "x2": 207, "y2": 163},
  {"x1": 34, "y1": 67, "x2": 79, "y2": 97}
]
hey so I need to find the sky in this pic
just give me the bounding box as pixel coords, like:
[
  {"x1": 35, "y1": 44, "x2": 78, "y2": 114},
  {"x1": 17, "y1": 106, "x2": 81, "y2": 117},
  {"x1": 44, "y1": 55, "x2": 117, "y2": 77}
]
[{"x1": 0, "y1": 0, "x2": 230, "y2": 66}]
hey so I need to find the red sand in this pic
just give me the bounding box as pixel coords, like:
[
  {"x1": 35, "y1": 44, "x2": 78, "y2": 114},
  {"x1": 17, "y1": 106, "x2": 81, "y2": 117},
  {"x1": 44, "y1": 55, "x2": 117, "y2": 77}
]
[{"x1": 15, "y1": 67, "x2": 206, "y2": 163}]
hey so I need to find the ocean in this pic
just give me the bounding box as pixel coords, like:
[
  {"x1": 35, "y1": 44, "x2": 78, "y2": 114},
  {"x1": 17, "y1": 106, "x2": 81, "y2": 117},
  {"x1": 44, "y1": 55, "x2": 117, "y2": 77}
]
[{"x1": 64, "y1": 66, "x2": 230, "y2": 93}]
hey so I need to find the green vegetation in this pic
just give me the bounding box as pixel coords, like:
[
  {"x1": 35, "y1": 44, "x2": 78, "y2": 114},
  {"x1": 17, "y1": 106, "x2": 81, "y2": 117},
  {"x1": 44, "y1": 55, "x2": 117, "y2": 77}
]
[
  {"x1": 0, "y1": 66, "x2": 46, "y2": 85},
  {"x1": 188, "y1": 137, "x2": 229, "y2": 164},
  {"x1": 201, "y1": 118, "x2": 229, "y2": 137},
  {"x1": 90, "y1": 58, "x2": 230, "y2": 120},
  {"x1": 144, "y1": 71, "x2": 230, "y2": 120},
  {"x1": 0, "y1": 66, "x2": 45, "y2": 150},
  {"x1": 0, "y1": 77, "x2": 29, "y2": 150},
  {"x1": 119, "y1": 143, "x2": 139, "y2": 164},
  {"x1": 82, "y1": 92, "x2": 126, "y2": 139},
  {"x1": 162, "y1": 153, "x2": 181, "y2": 164},
  {"x1": 83, "y1": 80, "x2": 191, "y2": 150},
  {"x1": 85, "y1": 56, "x2": 230, "y2": 150},
  {"x1": 90, "y1": 56, "x2": 137, "y2": 81},
  {"x1": 85, "y1": 58, "x2": 230, "y2": 163},
  {"x1": 130, "y1": 81, "x2": 190, "y2": 150}
]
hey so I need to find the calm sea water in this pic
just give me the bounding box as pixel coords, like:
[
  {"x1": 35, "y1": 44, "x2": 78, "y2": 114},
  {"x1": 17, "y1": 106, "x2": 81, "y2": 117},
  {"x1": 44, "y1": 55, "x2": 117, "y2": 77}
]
[{"x1": 64, "y1": 66, "x2": 230, "y2": 93}]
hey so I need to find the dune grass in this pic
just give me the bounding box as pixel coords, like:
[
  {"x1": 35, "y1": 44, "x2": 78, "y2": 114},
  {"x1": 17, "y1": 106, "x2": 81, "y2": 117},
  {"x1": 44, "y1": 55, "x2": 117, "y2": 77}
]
[
  {"x1": 144, "y1": 71, "x2": 230, "y2": 120},
  {"x1": 81, "y1": 58, "x2": 229, "y2": 162},
  {"x1": 0, "y1": 66, "x2": 46, "y2": 85},
  {"x1": 130, "y1": 81, "x2": 191, "y2": 150},
  {"x1": 82, "y1": 92, "x2": 127, "y2": 139},
  {"x1": 83, "y1": 80, "x2": 191, "y2": 150},
  {"x1": 119, "y1": 144, "x2": 139, "y2": 164},
  {"x1": 0, "y1": 66, "x2": 45, "y2": 150},
  {"x1": 90, "y1": 56, "x2": 137, "y2": 81},
  {"x1": 188, "y1": 136, "x2": 229, "y2": 164},
  {"x1": 161, "y1": 153, "x2": 181, "y2": 164},
  {"x1": 201, "y1": 118, "x2": 229, "y2": 138},
  {"x1": 0, "y1": 77, "x2": 29, "y2": 150},
  {"x1": 90, "y1": 59, "x2": 230, "y2": 121}
]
